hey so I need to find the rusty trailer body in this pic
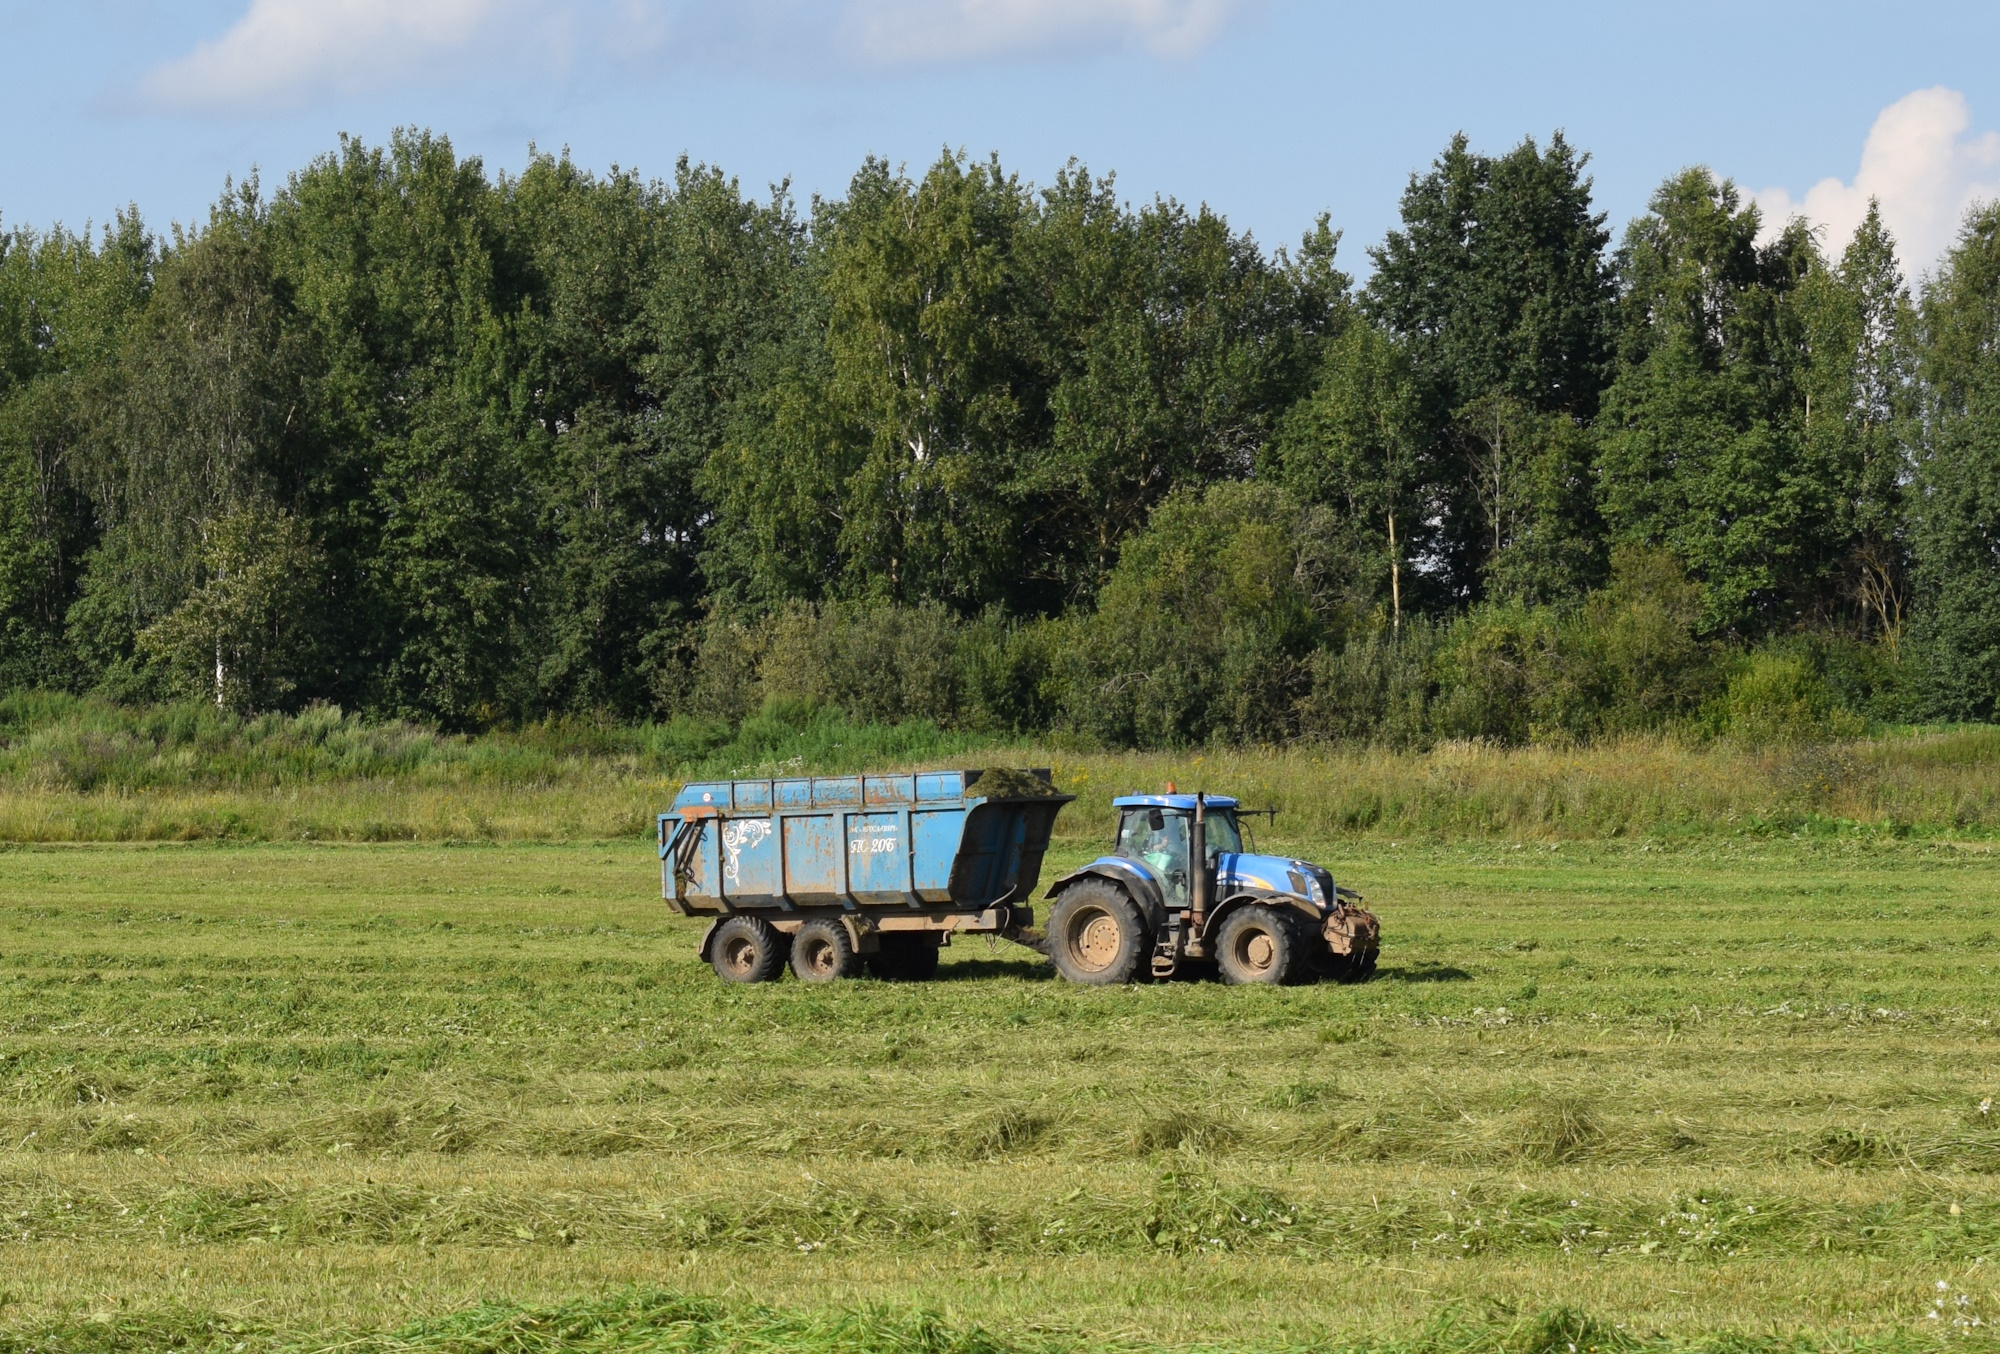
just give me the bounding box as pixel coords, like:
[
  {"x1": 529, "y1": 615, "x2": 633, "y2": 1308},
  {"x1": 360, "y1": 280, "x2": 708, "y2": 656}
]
[{"x1": 659, "y1": 768, "x2": 1072, "y2": 982}]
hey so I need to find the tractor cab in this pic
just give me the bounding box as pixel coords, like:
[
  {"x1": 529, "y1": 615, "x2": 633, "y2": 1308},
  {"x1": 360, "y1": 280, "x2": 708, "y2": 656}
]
[{"x1": 1112, "y1": 796, "x2": 1242, "y2": 907}]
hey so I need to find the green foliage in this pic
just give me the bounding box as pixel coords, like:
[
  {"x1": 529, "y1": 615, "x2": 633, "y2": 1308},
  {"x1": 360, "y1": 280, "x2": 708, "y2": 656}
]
[
  {"x1": 1910, "y1": 204, "x2": 2000, "y2": 719},
  {"x1": 708, "y1": 153, "x2": 1340, "y2": 617},
  {"x1": 525, "y1": 157, "x2": 798, "y2": 711},
  {"x1": 0, "y1": 214, "x2": 150, "y2": 690},
  {"x1": 1269, "y1": 321, "x2": 1424, "y2": 618},
  {"x1": 134, "y1": 506, "x2": 324, "y2": 710},
  {"x1": 664, "y1": 601, "x2": 1053, "y2": 736},
  {"x1": 1428, "y1": 603, "x2": 1564, "y2": 744},
  {"x1": 1298, "y1": 547, "x2": 1714, "y2": 747},
  {"x1": 1562, "y1": 545, "x2": 1719, "y2": 735},
  {"x1": 1457, "y1": 395, "x2": 1606, "y2": 606},
  {"x1": 0, "y1": 130, "x2": 1996, "y2": 735},
  {"x1": 1058, "y1": 481, "x2": 1319, "y2": 746},
  {"x1": 1298, "y1": 618, "x2": 1442, "y2": 745},
  {"x1": 1365, "y1": 132, "x2": 1617, "y2": 597},
  {"x1": 1795, "y1": 204, "x2": 1914, "y2": 646},
  {"x1": 1367, "y1": 132, "x2": 1616, "y2": 421},
  {"x1": 1595, "y1": 170, "x2": 1835, "y2": 633},
  {"x1": 1701, "y1": 651, "x2": 1863, "y2": 744}
]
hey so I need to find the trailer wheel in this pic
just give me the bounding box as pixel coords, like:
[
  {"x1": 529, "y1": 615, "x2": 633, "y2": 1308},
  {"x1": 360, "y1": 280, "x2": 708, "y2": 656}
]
[
  {"x1": 710, "y1": 916, "x2": 787, "y2": 984},
  {"x1": 867, "y1": 936, "x2": 941, "y2": 982},
  {"x1": 791, "y1": 918, "x2": 862, "y2": 982},
  {"x1": 1049, "y1": 880, "x2": 1148, "y2": 985},
  {"x1": 1216, "y1": 905, "x2": 1307, "y2": 986}
]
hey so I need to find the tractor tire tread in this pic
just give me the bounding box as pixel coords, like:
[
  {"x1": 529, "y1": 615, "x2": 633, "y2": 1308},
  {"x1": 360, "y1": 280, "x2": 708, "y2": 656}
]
[
  {"x1": 1048, "y1": 879, "x2": 1149, "y2": 985},
  {"x1": 1216, "y1": 904, "x2": 1310, "y2": 986}
]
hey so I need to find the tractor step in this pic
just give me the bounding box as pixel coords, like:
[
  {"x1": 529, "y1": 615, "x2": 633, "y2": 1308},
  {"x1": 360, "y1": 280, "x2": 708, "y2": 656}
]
[{"x1": 1150, "y1": 916, "x2": 1184, "y2": 979}]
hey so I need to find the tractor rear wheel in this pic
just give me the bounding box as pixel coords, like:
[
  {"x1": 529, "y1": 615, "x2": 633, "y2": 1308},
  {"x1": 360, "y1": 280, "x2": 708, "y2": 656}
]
[
  {"x1": 1048, "y1": 880, "x2": 1148, "y2": 985},
  {"x1": 791, "y1": 918, "x2": 862, "y2": 982},
  {"x1": 1216, "y1": 905, "x2": 1308, "y2": 986},
  {"x1": 867, "y1": 935, "x2": 941, "y2": 982},
  {"x1": 709, "y1": 916, "x2": 788, "y2": 983}
]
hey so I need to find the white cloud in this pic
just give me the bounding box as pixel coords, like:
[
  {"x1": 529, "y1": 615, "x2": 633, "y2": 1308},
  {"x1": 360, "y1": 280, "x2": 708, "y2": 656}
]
[
  {"x1": 137, "y1": 0, "x2": 1247, "y2": 112},
  {"x1": 1755, "y1": 86, "x2": 2000, "y2": 275},
  {"x1": 139, "y1": 0, "x2": 524, "y2": 112},
  {"x1": 838, "y1": 0, "x2": 1245, "y2": 65}
]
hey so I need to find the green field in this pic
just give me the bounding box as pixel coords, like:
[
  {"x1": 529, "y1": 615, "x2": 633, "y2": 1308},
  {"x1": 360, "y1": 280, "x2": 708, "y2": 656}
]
[{"x1": 3, "y1": 827, "x2": 2000, "y2": 1352}]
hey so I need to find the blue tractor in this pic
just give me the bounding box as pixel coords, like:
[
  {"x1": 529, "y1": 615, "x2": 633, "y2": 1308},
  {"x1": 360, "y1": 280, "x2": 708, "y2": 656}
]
[{"x1": 1041, "y1": 791, "x2": 1379, "y2": 985}]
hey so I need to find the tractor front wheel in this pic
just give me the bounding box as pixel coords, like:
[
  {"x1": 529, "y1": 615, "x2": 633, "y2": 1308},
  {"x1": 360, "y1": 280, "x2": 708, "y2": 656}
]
[
  {"x1": 1048, "y1": 880, "x2": 1148, "y2": 985},
  {"x1": 1216, "y1": 905, "x2": 1308, "y2": 986}
]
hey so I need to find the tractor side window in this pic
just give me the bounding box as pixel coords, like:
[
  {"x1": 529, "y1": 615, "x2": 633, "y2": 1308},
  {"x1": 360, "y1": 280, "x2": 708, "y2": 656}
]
[
  {"x1": 1117, "y1": 809, "x2": 1190, "y2": 905},
  {"x1": 1204, "y1": 811, "x2": 1242, "y2": 858},
  {"x1": 1116, "y1": 813, "x2": 1153, "y2": 861}
]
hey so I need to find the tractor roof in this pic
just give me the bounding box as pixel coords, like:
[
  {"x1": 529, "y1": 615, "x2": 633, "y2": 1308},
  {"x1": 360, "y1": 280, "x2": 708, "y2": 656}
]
[{"x1": 1111, "y1": 794, "x2": 1240, "y2": 811}]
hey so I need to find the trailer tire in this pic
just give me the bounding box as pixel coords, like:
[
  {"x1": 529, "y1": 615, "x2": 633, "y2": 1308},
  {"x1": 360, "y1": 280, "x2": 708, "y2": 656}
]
[
  {"x1": 867, "y1": 936, "x2": 941, "y2": 982},
  {"x1": 1049, "y1": 880, "x2": 1148, "y2": 985},
  {"x1": 791, "y1": 918, "x2": 863, "y2": 982},
  {"x1": 710, "y1": 916, "x2": 788, "y2": 984},
  {"x1": 1216, "y1": 905, "x2": 1308, "y2": 986}
]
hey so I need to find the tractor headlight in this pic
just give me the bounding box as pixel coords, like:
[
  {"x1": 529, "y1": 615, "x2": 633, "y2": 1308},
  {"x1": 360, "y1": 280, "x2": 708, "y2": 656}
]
[{"x1": 1285, "y1": 866, "x2": 1327, "y2": 906}]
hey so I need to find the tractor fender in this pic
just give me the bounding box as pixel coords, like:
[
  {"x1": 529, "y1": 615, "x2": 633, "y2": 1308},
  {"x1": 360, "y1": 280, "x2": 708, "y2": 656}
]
[
  {"x1": 1045, "y1": 857, "x2": 1168, "y2": 931},
  {"x1": 1201, "y1": 889, "x2": 1321, "y2": 942},
  {"x1": 694, "y1": 918, "x2": 721, "y2": 964}
]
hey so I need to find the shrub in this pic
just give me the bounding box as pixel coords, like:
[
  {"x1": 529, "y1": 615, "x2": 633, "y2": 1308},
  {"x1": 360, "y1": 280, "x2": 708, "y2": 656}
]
[
  {"x1": 1056, "y1": 482, "x2": 1320, "y2": 748},
  {"x1": 1431, "y1": 604, "x2": 1562, "y2": 744},
  {"x1": 760, "y1": 601, "x2": 963, "y2": 726},
  {"x1": 1298, "y1": 622, "x2": 1439, "y2": 747},
  {"x1": 1582, "y1": 545, "x2": 1718, "y2": 733},
  {"x1": 1705, "y1": 652, "x2": 1863, "y2": 744}
]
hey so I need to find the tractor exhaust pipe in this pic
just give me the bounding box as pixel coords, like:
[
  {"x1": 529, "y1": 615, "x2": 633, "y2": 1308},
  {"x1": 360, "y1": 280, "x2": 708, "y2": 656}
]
[{"x1": 1190, "y1": 791, "x2": 1209, "y2": 936}]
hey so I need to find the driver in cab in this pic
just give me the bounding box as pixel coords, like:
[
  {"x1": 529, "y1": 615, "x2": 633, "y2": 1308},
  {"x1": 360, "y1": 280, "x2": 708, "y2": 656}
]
[{"x1": 1118, "y1": 807, "x2": 1190, "y2": 904}]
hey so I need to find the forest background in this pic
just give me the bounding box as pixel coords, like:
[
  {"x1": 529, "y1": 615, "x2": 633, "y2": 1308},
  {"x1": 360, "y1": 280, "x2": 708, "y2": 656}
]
[{"x1": 3, "y1": 128, "x2": 1999, "y2": 751}]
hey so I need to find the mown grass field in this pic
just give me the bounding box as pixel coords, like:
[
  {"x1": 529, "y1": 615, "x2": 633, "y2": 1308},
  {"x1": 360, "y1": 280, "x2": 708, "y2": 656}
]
[{"x1": 3, "y1": 824, "x2": 2000, "y2": 1351}]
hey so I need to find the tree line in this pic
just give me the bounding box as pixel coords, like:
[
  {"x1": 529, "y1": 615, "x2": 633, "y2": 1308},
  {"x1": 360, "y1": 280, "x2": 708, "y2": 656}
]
[{"x1": 0, "y1": 129, "x2": 1996, "y2": 745}]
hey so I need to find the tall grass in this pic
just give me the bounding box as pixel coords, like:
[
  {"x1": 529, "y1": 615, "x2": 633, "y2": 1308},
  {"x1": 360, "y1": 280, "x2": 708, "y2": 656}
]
[
  {"x1": 0, "y1": 691, "x2": 995, "y2": 790},
  {"x1": 0, "y1": 692, "x2": 1994, "y2": 842},
  {"x1": 0, "y1": 694, "x2": 1000, "y2": 841},
  {"x1": 1041, "y1": 727, "x2": 2000, "y2": 846}
]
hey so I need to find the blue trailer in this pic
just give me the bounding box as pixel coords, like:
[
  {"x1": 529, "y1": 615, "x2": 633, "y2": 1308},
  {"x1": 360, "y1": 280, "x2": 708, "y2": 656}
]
[
  {"x1": 659, "y1": 769, "x2": 1379, "y2": 986},
  {"x1": 659, "y1": 768, "x2": 1072, "y2": 982}
]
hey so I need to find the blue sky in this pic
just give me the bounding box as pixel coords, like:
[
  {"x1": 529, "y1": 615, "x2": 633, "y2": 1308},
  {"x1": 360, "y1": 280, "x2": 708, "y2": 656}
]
[{"x1": 4, "y1": 0, "x2": 1998, "y2": 277}]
